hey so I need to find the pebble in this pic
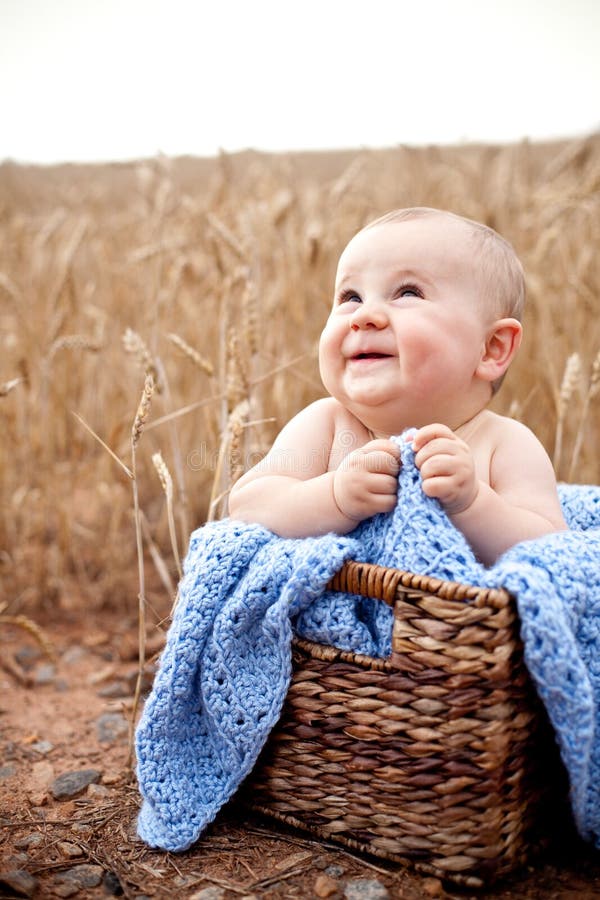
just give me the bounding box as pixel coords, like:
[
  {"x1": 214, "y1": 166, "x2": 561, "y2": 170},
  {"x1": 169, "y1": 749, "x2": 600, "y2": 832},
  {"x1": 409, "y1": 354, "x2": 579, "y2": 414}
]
[
  {"x1": 103, "y1": 870, "x2": 124, "y2": 895},
  {"x1": 96, "y1": 712, "x2": 129, "y2": 743},
  {"x1": 55, "y1": 864, "x2": 104, "y2": 889},
  {"x1": 14, "y1": 833, "x2": 44, "y2": 850},
  {"x1": 30, "y1": 740, "x2": 54, "y2": 755},
  {"x1": 50, "y1": 769, "x2": 101, "y2": 799},
  {"x1": 57, "y1": 841, "x2": 85, "y2": 859},
  {"x1": 102, "y1": 769, "x2": 124, "y2": 785},
  {"x1": 188, "y1": 888, "x2": 226, "y2": 900},
  {"x1": 62, "y1": 646, "x2": 86, "y2": 665},
  {"x1": 98, "y1": 680, "x2": 131, "y2": 698},
  {"x1": 30, "y1": 759, "x2": 54, "y2": 790},
  {"x1": 314, "y1": 872, "x2": 341, "y2": 897},
  {"x1": 0, "y1": 869, "x2": 38, "y2": 898},
  {"x1": 343, "y1": 878, "x2": 390, "y2": 900},
  {"x1": 87, "y1": 782, "x2": 111, "y2": 799},
  {"x1": 325, "y1": 864, "x2": 346, "y2": 878},
  {"x1": 8, "y1": 854, "x2": 30, "y2": 868},
  {"x1": 15, "y1": 645, "x2": 42, "y2": 670},
  {"x1": 53, "y1": 882, "x2": 79, "y2": 898},
  {"x1": 33, "y1": 663, "x2": 56, "y2": 684},
  {"x1": 0, "y1": 764, "x2": 16, "y2": 780}
]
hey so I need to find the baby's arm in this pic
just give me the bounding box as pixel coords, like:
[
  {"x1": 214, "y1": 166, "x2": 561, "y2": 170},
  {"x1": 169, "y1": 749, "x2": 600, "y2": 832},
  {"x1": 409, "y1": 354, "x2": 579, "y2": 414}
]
[
  {"x1": 228, "y1": 399, "x2": 400, "y2": 538},
  {"x1": 413, "y1": 422, "x2": 567, "y2": 565}
]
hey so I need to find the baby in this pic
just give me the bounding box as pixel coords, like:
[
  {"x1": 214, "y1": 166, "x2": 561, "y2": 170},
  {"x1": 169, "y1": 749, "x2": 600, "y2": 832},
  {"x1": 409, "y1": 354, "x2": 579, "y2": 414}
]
[{"x1": 228, "y1": 207, "x2": 567, "y2": 566}]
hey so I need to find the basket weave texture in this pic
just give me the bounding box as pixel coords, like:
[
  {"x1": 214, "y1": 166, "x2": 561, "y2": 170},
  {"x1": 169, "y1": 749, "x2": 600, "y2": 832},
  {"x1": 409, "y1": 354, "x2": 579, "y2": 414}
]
[{"x1": 245, "y1": 560, "x2": 558, "y2": 887}]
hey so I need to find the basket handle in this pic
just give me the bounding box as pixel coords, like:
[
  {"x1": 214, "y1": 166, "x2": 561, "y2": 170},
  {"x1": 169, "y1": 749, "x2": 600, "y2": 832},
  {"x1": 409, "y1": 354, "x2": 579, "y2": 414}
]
[{"x1": 327, "y1": 560, "x2": 510, "y2": 609}]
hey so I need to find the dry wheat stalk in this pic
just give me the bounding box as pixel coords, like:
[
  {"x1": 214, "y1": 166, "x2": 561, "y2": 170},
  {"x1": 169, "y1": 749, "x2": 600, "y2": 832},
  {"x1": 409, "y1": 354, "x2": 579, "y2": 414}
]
[
  {"x1": 553, "y1": 352, "x2": 581, "y2": 475},
  {"x1": 46, "y1": 334, "x2": 102, "y2": 362},
  {"x1": 123, "y1": 328, "x2": 160, "y2": 388},
  {"x1": 0, "y1": 614, "x2": 56, "y2": 660},
  {"x1": 152, "y1": 451, "x2": 182, "y2": 579},
  {"x1": 0, "y1": 377, "x2": 23, "y2": 398},
  {"x1": 140, "y1": 510, "x2": 176, "y2": 599},
  {"x1": 167, "y1": 332, "x2": 214, "y2": 376},
  {"x1": 228, "y1": 399, "x2": 250, "y2": 484},
  {"x1": 72, "y1": 412, "x2": 133, "y2": 479},
  {"x1": 129, "y1": 373, "x2": 156, "y2": 764},
  {"x1": 207, "y1": 212, "x2": 248, "y2": 262},
  {"x1": 569, "y1": 349, "x2": 600, "y2": 480},
  {"x1": 225, "y1": 328, "x2": 249, "y2": 414},
  {"x1": 131, "y1": 374, "x2": 155, "y2": 449},
  {"x1": 46, "y1": 216, "x2": 88, "y2": 311},
  {"x1": 241, "y1": 279, "x2": 259, "y2": 357}
]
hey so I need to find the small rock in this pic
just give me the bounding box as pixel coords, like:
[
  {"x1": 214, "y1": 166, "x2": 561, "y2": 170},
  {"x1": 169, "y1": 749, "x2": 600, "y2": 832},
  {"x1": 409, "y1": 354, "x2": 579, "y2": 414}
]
[
  {"x1": 27, "y1": 791, "x2": 49, "y2": 807},
  {"x1": 30, "y1": 759, "x2": 54, "y2": 790},
  {"x1": 87, "y1": 782, "x2": 111, "y2": 799},
  {"x1": 103, "y1": 870, "x2": 124, "y2": 895},
  {"x1": 0, "y1": 869, "x2": 38, "y2": 898},
  {"x1": 51, "y1": 769, "x2": 101, "y2": 799},
  {"x1": 422, "y1": 877, "x2": 444, "y2": 897},
  {"x1": 14, "y1": 833, "x2": 44, "y2": 850},
  {"x1": 15, "y1": 646, "x2": 42, "y2": 670},
  {"x1": 101, "y1": 769, "x2": 124, "y2": 786},
  {"x1": 62, "y1": 646, "x2": 86, "y2": 665},
  {"x1": 189, "y1": 888, "x2": 225, "y2": 900},
  {"x1": 315, "y1": 872, "x2": 341, "y2": 897},
  {"x1": 343, "y1": 878, "x2": 390, "y2": 900},
  {"x1": 0, "y1": 764, "x2": 16, "y2": 779},
  {"x1": 325, "y1": 864, "x2": 346, "y2": 878},
  {"x1": 30, "y1": 740, "x2": 54, "y2": 755},
  {"x1": 97, "y1": 680, "x2": 131, "y2": 698},
  {"x1": 53, "y1": 882, "x2": 79, "y2": 898},
  {"x1": 96, "y1": 712, "x2": 128, "y2": 744},
  {"x1": 56, "y1": 864, "x2": 104, "y2": 889},
  {"x1": 33, "y1": 663, "x2": 56, "y2": 684},
  {"x1": 7, "y1": 854, "x2": 30, "y2": 867},
  {"x1": 57, "y1": 841, "x2": 84, "y2": 859}
]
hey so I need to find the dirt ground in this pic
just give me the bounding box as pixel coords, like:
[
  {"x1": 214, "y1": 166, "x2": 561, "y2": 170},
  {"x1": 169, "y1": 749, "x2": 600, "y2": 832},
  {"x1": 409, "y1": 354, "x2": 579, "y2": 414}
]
[{"x1": 2, "y1": 615, "x2": 600, "y2": 900}]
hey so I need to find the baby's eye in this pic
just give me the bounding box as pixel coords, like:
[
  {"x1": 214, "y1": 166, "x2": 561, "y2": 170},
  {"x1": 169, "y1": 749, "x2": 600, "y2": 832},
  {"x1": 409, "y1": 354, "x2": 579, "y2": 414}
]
[
  {"x1": 396, "y1": 284, "x2": 423, "y2": 299},
  {"x1": 338, "y1": 290, "x2": 361, "y2": 305}
]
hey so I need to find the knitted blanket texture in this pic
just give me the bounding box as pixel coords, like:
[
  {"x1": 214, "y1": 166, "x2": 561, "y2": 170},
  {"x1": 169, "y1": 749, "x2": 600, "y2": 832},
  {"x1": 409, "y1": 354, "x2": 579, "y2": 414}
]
[{"x1": 135, "y1": 436, "x2": 600, "y2": 852}]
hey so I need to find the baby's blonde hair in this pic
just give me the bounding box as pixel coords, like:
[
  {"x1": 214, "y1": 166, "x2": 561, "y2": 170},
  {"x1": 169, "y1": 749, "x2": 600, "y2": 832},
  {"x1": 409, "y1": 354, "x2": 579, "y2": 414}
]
[
  {"x1": 365, "y1": 207, "x2": 526, "y2": 322},
  {"x1": 364, "y1": 207, "x2": 526, "y2": 392}
]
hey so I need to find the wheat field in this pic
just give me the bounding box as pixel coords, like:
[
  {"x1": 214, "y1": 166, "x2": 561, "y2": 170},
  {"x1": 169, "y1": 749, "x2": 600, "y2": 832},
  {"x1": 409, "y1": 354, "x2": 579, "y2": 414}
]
[{"x1": 1, "y1": 136, "x2": 599, "y2": 618}]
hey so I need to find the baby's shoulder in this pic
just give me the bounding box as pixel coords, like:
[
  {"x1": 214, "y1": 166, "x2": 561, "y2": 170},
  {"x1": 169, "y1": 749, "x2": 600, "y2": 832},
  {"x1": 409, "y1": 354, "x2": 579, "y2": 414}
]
[
  {"x1": 305, "y1": 398, "x2": 370, "y2": 452},
  {"x1": 465, "y1": 410, "x2": 545, "y2": 463},
  {"x1": 480, "y1": 410, "x2": 540, "y2": 446},
  {"x1": 474, "y1": 412, "x2": 552, "y2": 478}
]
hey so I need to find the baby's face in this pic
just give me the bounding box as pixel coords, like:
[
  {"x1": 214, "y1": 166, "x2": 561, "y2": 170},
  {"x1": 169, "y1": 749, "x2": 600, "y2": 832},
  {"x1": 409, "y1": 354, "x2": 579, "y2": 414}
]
[{"x1": 318, "y1": 216, "x2": 495, "y2": 430}]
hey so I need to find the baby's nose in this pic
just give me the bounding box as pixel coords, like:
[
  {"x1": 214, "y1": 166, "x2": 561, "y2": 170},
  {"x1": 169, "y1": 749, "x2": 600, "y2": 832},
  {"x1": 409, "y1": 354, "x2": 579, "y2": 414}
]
[{"x1": 350, "y1": 303, "x2": 388, "y2": 330}]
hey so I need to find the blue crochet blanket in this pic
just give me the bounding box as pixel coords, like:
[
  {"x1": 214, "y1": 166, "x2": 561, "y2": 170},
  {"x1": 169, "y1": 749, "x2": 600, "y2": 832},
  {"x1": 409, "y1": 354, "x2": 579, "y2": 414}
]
[{"x1": 136, "y1": 436, "x2": 600, "y2": 852}]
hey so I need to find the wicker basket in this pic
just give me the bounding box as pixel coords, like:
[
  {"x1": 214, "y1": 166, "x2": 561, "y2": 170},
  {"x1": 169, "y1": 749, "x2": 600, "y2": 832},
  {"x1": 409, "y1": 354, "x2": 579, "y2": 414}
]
[{"x1": 244, "y1": 560, "x2": 562, "y2": 887}]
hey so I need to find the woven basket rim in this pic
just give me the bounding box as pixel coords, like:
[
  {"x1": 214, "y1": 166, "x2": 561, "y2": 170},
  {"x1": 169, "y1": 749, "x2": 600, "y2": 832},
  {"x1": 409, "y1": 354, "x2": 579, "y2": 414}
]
[{"x1": 327, "y1": 560, "x2": 512, "y2": 610}]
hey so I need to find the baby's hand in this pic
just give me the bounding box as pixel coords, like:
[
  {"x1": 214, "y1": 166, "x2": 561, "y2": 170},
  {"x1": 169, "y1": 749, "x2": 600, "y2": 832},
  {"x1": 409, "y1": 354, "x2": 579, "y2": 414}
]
[
  {"x1": 333, "y1": 439, "x2": 401, "y2": 522},
  {"x1": 412, "y1": 424, "x2": 478, "y2": 515}
]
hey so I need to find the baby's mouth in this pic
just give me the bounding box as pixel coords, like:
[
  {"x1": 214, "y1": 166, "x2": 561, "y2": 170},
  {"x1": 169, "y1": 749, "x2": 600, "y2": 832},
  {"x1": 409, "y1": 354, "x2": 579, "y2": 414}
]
[{"x1": 351, "y1": 352, "x2": 393, "y2": 360}]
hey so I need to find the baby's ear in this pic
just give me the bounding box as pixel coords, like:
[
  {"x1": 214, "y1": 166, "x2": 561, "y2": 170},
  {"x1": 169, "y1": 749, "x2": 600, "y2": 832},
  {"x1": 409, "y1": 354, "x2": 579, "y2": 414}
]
[{"x1": 476, "y1": 318, "x2": 522, "y2": 383}]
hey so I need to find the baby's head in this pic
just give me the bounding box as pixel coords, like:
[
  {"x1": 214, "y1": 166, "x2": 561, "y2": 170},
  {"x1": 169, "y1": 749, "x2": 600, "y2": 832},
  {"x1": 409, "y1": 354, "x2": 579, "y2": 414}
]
[
  {"x1": 364, "y1": 207, "x2": 525, "y2": 332},
  {"x1": 340, "y1": 207, "x2": 525, "y2": 395},
  {"x1": 319, "y1": 207, "x2": 525, "y2": 431}
]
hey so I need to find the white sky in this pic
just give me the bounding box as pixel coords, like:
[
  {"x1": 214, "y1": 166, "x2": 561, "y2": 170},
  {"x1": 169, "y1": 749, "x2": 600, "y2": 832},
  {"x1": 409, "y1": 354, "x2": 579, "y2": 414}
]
[{"x1": 1, "y1": 0, "x2": 599, "y2": 165}]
